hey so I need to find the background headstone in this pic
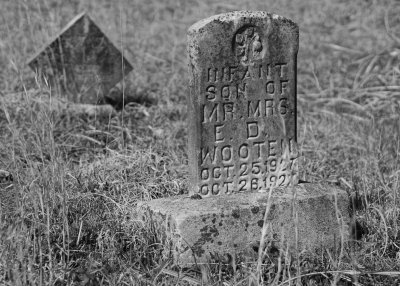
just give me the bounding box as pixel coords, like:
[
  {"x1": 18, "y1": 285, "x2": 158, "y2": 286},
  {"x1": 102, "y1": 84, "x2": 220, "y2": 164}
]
[
  {"x1": 28, "y1": 12, "x2": 133, "y2": 104},
  {"x1": 188, "y1": 11, "x2": 299, "y2": 196}
]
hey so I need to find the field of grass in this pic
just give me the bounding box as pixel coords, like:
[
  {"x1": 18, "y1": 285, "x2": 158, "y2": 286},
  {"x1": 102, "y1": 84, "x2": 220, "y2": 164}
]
[{"x1": 0, "y1": 0, "x2": 399, "y2": 285}]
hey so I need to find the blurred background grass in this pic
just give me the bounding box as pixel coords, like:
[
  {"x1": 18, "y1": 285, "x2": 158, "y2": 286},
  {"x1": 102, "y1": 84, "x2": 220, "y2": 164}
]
[{"x1": 0, "y1": 0, "x2": 399, "y2": 285}]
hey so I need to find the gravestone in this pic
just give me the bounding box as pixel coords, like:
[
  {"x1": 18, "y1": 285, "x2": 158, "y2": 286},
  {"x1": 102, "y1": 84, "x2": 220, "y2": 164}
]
[
  {"x1": 28, "y1": 12, "x2": 133, "y2": 104},
  {"x1": 138, "y1": 11, "x2": 349, "y2": 265},
  {"x1": 188, "y1": 11, "x2": 298, "y2": 196}
]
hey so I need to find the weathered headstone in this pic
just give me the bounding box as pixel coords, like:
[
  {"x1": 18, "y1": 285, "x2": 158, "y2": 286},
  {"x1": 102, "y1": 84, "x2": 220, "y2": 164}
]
[
  {"x1": 188, "y1": 11, "x2": 298, "y2": 196},
  {"x1": 28, "y1": 12, "x2": 132, "y2": 104},
  {"x1": 138, "y1": 11, "x2": 349, "y2": 265}
]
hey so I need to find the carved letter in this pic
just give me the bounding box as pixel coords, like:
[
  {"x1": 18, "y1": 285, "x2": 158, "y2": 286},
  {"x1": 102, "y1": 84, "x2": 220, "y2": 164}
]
[
  {"x1": 223, "y1": 103, "x2": 234, "y2": 121},
  {"x1": 208, "y1": 68, "x2": 218, "y2": 82},
  {"x1": 265, "y1": 99, "x2": 274, "y2": 116},
  {"x1": 221, "y1": 145, "x2": 233, "y2": 162},
  {"x1": 253, "y1": 141, "x2": 266, "y2": 158},
  {"x1": 213, "y1": 167, "x2": 221, "y2": 179},
  {"x1": 200, "y1": 185, "x2": 209, "y2": 195},
  {"x1": 201, "y1": 147, "x2": 216, "y2": 165},
  {"x1": 223, "y1": 165, "x2": 234, "y2": 178},
  {"x1": 279, "y1": 80, "x2": 289, "y2": 95},
  {"x1": 247, "y1": 122, "x2": 259, "y2": 139},
  {"x1": 202, "y1": 103, "x2": 219, "y2": 123},
  {"x1": 248, "y1": 100, "x2": 261, "y2": 118},
  {"x1": 221, "y1": 85, "x2": 230, "y2": 100},
  {"x1": 266, "y1": 81, "x2": 274, "y2": 94},
  {"x1": 275, "y1": 63, "x2": 287, "y2": 78},
  {"x1": 201, "y1": 168, "x2": 209, "y2": 180},
  {"x1": 239, "y1": 144, "x2": 250, "y2": 160},
  {"x1": 215, "y1": 124, "x2": 224, "y2": 143},
  {"x1": 268, "y1": 140, "x2": 277, "y2": 157},
  {"x1": 236, "y1": 82, "x2": 247, "y2": 99},
  {"x1": 206, "y1": 85, "x2": 216, "y2": 100},
  {"x1": 229, "y1": 66, "x2": 238, "y2": 81},
  {"x1": 279, "y1": 98, "x2": 288, "y2": 115},
  {"x1": 242, "y1": 67, "x2": 251, "y2": 80}
]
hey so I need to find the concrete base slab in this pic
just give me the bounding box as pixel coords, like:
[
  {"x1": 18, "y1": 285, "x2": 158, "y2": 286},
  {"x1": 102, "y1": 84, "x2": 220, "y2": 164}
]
[{"x1": 138, "y1": 183, "x2": 349, "y2": 265}]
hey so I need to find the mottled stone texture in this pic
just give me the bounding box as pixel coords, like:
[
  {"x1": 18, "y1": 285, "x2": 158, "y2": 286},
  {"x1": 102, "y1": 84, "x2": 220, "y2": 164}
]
[
  {"x1": 139, "y1": 183, "x2": 349, "y2": 265},
  {"x1": 28, "y1": 12, "x2": 132, "y2": 104},
  {"x1": 136, "y1": 11, "x2": 350, "y2": 267},
  {"x1": 188, "y1": 12, "x2": 299, "y2": 197}
]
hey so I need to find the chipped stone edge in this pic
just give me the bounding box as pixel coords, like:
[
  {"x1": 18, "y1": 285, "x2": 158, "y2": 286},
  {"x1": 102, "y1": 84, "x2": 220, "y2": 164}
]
[
  {"x1": 188, "y1": 11, "x2": 298, "y2": 34},
  {"x1": 26, "y1": 11, "x2": 87, "y2": 65},
  {"x1": 137, "y1": 183, "x2": 351, "y2": 264}
]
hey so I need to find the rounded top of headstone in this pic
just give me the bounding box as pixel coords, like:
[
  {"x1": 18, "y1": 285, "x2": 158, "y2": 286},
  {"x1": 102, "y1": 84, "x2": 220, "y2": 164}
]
[
  {"x1": 187, "y1": 11, "x2": 299, "y2": 196},
  {"x1": 188, "y1": 11, "x2": 298, "y2": 34}
]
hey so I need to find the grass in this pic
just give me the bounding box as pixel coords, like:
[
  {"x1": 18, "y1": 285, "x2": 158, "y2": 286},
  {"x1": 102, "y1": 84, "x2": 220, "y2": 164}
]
[{"x1": 0, "y1": 0, "x2": 399, "y2": 284}]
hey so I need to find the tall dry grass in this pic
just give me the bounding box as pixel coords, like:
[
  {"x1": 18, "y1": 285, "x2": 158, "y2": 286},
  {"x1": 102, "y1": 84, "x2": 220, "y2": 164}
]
[{"x1": 0, "y1": 0, "x2": 399, "y2": 285}]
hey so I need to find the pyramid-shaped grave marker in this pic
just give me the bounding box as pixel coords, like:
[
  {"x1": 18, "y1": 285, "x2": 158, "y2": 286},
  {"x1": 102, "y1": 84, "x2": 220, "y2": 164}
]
[{"x1": 28, "y1": 12, "x2": 132, "y2": 103}]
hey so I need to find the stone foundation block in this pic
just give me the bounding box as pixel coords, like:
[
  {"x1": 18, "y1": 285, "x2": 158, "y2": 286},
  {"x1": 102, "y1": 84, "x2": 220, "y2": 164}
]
[{"x1": 138, "y1": 183, "x2": 349, "y2": 265}]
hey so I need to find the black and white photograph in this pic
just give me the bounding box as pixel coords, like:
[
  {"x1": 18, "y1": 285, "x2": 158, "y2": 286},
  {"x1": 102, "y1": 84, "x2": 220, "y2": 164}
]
[{"x1": 0, "y1": 0, "x2": 399, "y2": 285}]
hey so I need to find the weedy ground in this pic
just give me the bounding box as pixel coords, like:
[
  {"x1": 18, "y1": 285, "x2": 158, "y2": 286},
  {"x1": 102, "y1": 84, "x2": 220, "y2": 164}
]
[{"x1": 0, "y1": 0, "x2": 399, "y2": 285}]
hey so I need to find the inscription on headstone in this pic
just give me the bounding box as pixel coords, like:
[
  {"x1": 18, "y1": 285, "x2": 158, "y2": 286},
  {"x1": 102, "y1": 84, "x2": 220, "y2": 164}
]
[
  {"x1": 28, "y1": 12, "x2": 132, "y2": 104},
  {"x1": 188, "y1": 11, "x2": 299, "y2": 196}
]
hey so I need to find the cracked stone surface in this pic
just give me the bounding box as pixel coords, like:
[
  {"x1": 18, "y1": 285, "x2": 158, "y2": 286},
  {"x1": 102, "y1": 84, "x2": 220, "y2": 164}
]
[{"x1": 138, "y1": 183, "x2": 350, "y2": 265}]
